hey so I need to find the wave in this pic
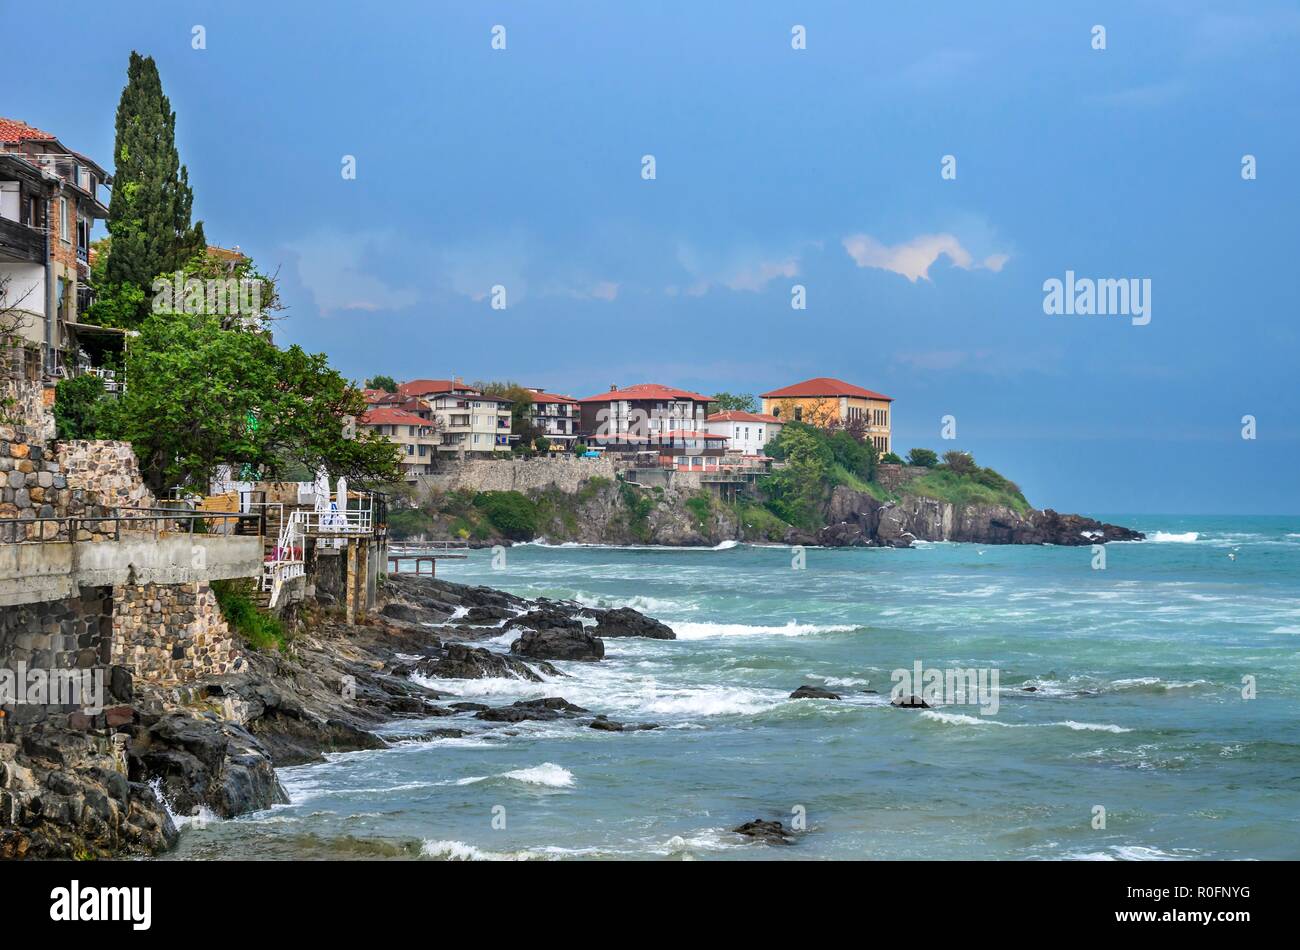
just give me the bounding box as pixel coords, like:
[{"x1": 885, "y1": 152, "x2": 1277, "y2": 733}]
[
  {"x1": 1150, "y1": 531, "x2": 1199, "y2": 543},
  {"x1": 669, "y1": 620, "x2": 859, "y2": 640},
  {"x1": 919, "y1": 711, "x2": 1132, "y2": 733},
  {"x1": 500, "y1": 763, "x2": 574, "y2": 787},
  {"x1": 420, "y1": 839, "x2": 556, "y2": 861}
]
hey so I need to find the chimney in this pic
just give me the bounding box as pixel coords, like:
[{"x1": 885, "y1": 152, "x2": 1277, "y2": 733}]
[{"x1": 610, "y1": 384, "x2": 618, "y2": 391}]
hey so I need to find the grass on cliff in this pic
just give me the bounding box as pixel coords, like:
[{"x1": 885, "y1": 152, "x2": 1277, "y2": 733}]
[
  {"x1": 212, "y1": 579, "x2": 288, "y2": 652},
  {"x1": 901, "y1": 467, "x2": 1030, "y2": 513}
]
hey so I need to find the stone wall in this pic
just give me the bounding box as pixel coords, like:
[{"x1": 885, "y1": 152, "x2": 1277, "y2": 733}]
[
  {"x1": 56, "y1": 440, "x2": 156, "y2": 512},
  {"x1": 0, "y1": 378, "x2": 54, "y2": 443},
  {"x1": 0, "y1": 586, "x2": 112, "y2": 723},
  {"x1": 876, "y1": 463, "x2": 931, "y2": 493},
  {"x1": 0, "y1": 424, "x2": 65, "y2": 539},
  {"x1": 419, "y1": 456, "x2": 616, "y2": 495},
  {"x1": 0, "y1": 432, "x2": 155, "y2": 541},
  {"x1": 110, "y1": 582, "x2": 243, "y2": 687}
]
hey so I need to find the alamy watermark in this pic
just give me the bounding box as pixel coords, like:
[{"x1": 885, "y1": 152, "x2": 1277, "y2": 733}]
[
  {"x1": 891, "y1": 660, "x2": 1000, "y2": 715},
  {"x1": 151, "y1": 271, "x2": 264, "y2": 316},
  {"x1": 1042, "y1": 270, "x2": 1150, "y2": 326},
  {"x1": 0, "y1": 664, "x2": 105, "y2": 713}
]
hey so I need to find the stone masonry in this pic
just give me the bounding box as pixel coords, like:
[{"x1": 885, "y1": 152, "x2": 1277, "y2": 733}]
[{"x1": 110, "y1": 582, "x2": 243, "y2": 687}]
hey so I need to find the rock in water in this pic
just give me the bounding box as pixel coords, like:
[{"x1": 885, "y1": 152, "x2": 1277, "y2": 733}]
[
  {"x1": 415, "y1": 644, "x2": 554, "y2": 681},
  {"x1": 511, "y1": 627, "x2": 605, "y2": 662},
  {"x1": 732, "y1": 819, "x2": 796, "y2": 845},
  {"x1": 585, "y1": 607, "x2": 676, "y2": 640},
  {"x1": 127, "y1": 712, "x2": 288, "y2": 819},
  {"x1": 891, "y1": 695, "x2": 931, "y2": 708},
  {"x1": 789, "y1": 685, "x2": 842, "y2": 700},
  {"x1": 476, "y1": 697, "x2": 589, "y2": 723}
]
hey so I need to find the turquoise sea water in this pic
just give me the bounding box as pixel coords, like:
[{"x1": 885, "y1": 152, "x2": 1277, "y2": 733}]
[{"x1": 170, "y1": 515, "x2": 1300, "y2": 860}]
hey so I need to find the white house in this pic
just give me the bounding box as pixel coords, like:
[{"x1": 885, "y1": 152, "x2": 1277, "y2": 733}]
[{"x1": 705, "y1": 410, "x2": 782, "y2": 456}]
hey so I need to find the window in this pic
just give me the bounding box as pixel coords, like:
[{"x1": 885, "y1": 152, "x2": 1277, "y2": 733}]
[
  {"x1": 794, "y1": 406, "x2": 803, "y2": 421},
  {"x1": 60, "y1": 198, "x2": 70, "y2": 244}
]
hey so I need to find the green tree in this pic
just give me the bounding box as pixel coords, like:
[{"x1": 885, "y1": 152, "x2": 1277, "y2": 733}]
[
  {"x1": 941, "y1": 450, "x2": 977, "y2": 475},
  {"x1": 54, "y1": 375, "x2": 108, "y2": 440},
  {"x1": 366, "y1": 374, "x2": 397, "y2": 392},
  {"x1": 112, "y1": 312, "x2": 399, "y2": 491},
  {"x1": 906, "y1": 447, "x2": 939, "y2": 468},
  {"x1": 104, "y1": 52, "x2": 206, "y2": 323},
  {"x1": 711, "y1": 391, "x2": 758, "y2": 413},
  {"x1": 761, "y1": 423, "x2": 833, "y2": 528}
]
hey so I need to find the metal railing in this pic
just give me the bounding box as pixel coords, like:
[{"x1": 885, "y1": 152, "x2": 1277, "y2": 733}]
[{"x1": 0, "y1": 509, "x2": 263, "y2": 544}]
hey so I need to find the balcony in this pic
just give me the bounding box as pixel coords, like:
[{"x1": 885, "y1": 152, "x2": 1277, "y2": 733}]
[{"x1": 0, "y1": 215, "x2": 44, "y2": 264}]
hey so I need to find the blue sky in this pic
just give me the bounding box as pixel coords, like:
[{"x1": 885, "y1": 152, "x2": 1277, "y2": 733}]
[{"x1": 15, "y1": 1, "x2": 1300, "y2": 514}]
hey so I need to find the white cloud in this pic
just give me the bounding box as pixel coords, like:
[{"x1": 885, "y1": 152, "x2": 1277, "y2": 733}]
[
  {"x1": 841, "y1": 232, "x2": 1009, "y2": 282},
  {"x1": 283, "y1": 230, "x2": 420, "y2": 314}
]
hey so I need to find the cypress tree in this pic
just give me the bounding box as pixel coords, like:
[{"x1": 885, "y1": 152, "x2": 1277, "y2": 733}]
[{"x1": 105, "y1": 52, "x2": 205, "y2": 309}]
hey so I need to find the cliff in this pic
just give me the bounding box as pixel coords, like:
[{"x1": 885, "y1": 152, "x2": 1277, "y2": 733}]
[{"x1": 396, "y1": 471, "x2": 1142, "y2": 549}]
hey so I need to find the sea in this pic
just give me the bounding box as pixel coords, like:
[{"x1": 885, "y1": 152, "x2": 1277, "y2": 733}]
[{"x1": 167, "y1": 515, "x2": 1300, "y2": 860}]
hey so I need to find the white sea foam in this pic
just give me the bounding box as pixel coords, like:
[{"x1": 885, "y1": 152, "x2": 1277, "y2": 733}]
[
  {"x1": 500, "y1": 763, "x2": 574, "y2": 787},
  {"x1": 1058, "y1": 720, "x2": 1133, "y2": 733},
  {"x1": 669, "y1": 620, "x2": 858, "y2": 640},
  {"x1": 1150, "y1": 531, "x2": 1199, "y2": 543}
]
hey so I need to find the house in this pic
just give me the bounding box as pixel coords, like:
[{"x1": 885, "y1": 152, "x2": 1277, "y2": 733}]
[
  {"x1": 524, "y1": 388, "x2": 580, "y2": 451},
  {"x1": 397, "y1": 377, "x2": 512, "y2": 457},
  {"x1": 356, "y1": 406, "x2": 440, "y2": 480},
  {"x1": 0, "y1": 117, "x2": 120, "y2": 385},
  {"x1": 577, "y1": 383, "x2": 725, "y2": 467},
  {"x1": 705, "y1": 409, "x2": 782, "y2": 456},
  {"x1": 577, "y1": 383, "x2": 713, "y2": 442},
  {"x1": 761, "y1": 377, "x2": 893, "y2": 455}
]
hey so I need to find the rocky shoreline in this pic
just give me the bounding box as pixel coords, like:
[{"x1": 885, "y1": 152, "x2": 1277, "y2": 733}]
[{"x1": 0, "y1": 574, "x2": 678, "y2": 859}]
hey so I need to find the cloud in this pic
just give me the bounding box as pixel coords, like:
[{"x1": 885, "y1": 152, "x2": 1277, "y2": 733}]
[
  {"x1": 841, "y1": 232, "x2": 1009, "y2": 283},
  {"x1": 282, "y1": 230, "x2": 420, "y2": 314},
  {"x1": 672, "y1": 242, "x2": 804, "y2": 296}
]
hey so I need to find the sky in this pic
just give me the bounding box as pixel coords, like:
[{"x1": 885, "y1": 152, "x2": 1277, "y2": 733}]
[{"x1": 11, "y1": 1, "x2": 1300, "y2": 515}]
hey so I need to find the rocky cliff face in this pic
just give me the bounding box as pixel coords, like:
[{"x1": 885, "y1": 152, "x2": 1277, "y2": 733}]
[{"x1": 792, "y1": 487, "x2": 1143, "y2": 548}]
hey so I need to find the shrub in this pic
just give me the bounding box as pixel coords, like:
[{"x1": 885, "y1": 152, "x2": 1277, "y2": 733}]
[
  {"x1": 54, "y1": 375, "x2": 109, "y2": 440},
  {"x1": 906, "y1": 448, "x2": 938, "y2": 468},
  {"x1": 880, "y1": 452, "x2": 904, "y2": 464},
  {"x1": 941, "y1": 450, "x2": 977, "y2": 475},
  {"x1": 472, "y1": 490, "x2": 539, "y2": 540},
  {"x1": 212, "y1": 579, "x2": 287, "y2": 652},
  {"x1": 685, "y1": 491, "x2": 712, "y2": 526}
]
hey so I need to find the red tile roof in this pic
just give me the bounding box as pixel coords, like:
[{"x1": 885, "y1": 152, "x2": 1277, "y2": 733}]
[
  {"x1": 761, "y1": 377, "x2": 893, "y2": 401},
  {"x1": 358, "y1": 407, "x2": 431, "y2": 426},
  {"x1": 361, "y1": 389, "x2": 391, "y2": 404},
  {"x1": 706, "y1": 410, "x2": 781, "y2": 424},
  {"x1": 527, "y1": 391, "x2": 578, "y2": 404},
  {"x1": 0, "y1": 118, "x2": 56, "y2": 143},
  {"x1": 578, "y1": 383, "x2": 712, "y2": 403},
  {"x1": 396, "y1": 378, "x2": 466, "y2": 397}
]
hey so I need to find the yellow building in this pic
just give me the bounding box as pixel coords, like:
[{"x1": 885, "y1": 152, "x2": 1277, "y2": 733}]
[{"x1": 760, "y1": 377, "x2": 893, "y2": 455}]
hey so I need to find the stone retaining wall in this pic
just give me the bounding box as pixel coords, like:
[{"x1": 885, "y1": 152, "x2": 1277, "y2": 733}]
[
  {"x1": 419, "y1": 456, "x2": 616, "y2": 495},
  {"x1": 110, "y1": 582, "x2": 243, "y2": 687}
]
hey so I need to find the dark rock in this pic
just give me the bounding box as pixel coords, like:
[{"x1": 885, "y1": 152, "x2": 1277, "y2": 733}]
[
  {"x1": 476, "y1": 697, "x2": 588, "y2": 723},
  {"x1": 510, "y1": 627, "x2": 604, "y2": 662},
  {"x1": 585, "y1": 606, "x2": 676, "y2": 640},
  {"x1": 789, "y1": 685, "x2": 841, "y2": 700},
  {"x1": 891, "y1": 695, "x2": 931, "y2": 708},
  {"x1": 732, "y1": 819, "x2": 795, "y2": 845},
  {"x1": 128, "y1": 712, "x2": 289, "y2": 817},
  {"x1": 415, "y1": 644, "x2": 552, "y2": 681}
]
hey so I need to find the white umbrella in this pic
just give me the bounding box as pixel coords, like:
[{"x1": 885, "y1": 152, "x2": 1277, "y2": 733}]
[{"x1": 335, "y1": 475, "x2": 348, "y2": 527}]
